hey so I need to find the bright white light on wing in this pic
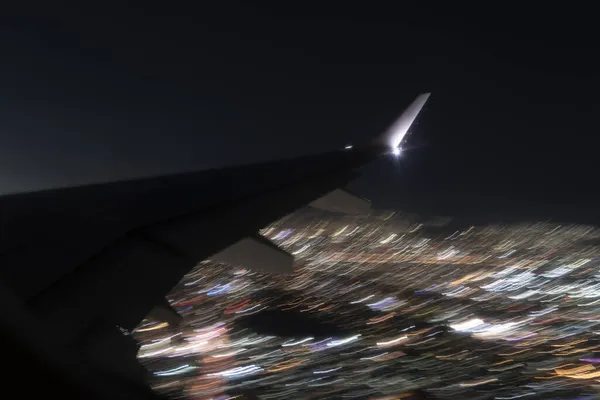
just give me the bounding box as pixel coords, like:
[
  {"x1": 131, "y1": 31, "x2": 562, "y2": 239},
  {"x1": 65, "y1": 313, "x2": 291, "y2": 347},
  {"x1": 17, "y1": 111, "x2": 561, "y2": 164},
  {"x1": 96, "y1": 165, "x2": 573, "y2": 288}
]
[{"x1": 384, "y1": 93, "x2": 430, "y2": 151}]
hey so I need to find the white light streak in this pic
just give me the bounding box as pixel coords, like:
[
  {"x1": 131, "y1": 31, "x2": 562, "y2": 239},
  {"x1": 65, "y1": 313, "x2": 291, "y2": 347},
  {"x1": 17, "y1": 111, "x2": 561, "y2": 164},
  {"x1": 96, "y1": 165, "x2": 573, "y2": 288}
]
[
  {"x1": 377, "y1": 335, "x2": 408, "y2": 347},
  {"x1": 138, "y1": 346, "x2": 174, "y2": 358},
  {"x1": 327, "y1": 335, "x2": 361, "y2": 347},
  {"x1": 135, "y1": 322, "x2": 169, "y2": 332},
  {"x1": 209, "y1": 365, "x2": 263, "y2": 378},
  {"x1": 450, "y1": 318, "x2": 485, "y2": 332},
  {"x1": 293, "y1": 245, "x2": 310, "y2": 255},
  {"x1": 380, "y1": 234, "x2": 397, "y2": 244},
  {"x1": 282, "y1": 337, "x2": 314, "y2": 347},
  {"x1": 495, "y1": 393, "x2": 535, "y2": 399},
  {"x1": 508, "y1": 290, "x2": 538, "y2": 300},
  {"x1": 366, "y1": 297, "x2": 395, "y2": 307},
  {"x1": 154, "y1": 364, "x2": 197, "y2": 376},
  {"x1": 333, "y1": 225, "x2": 349, "y2": 237},
  {"x1": 313, "y1": 366, "x2": 342, "y2": 374},
  {"x1": 211, "y1": 349, "x2": 246, "y2": 358},
  {"x1": 361, "y1": 352, "x2": 389, "y2": 360}
]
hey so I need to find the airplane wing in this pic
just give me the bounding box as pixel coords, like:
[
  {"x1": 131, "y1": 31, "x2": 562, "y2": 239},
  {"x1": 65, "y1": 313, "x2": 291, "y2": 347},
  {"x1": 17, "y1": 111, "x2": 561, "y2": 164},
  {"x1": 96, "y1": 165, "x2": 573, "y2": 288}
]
[{"x1": 0, "y1": 93, "x2": 429, "y2": 399}]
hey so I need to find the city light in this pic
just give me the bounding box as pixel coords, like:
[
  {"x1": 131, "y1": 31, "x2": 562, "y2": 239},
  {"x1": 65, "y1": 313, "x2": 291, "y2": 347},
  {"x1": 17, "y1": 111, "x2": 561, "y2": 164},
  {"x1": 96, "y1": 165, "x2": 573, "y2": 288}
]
[{"x1": 135, "y1": 207, "x2": 600, "y2": 399}]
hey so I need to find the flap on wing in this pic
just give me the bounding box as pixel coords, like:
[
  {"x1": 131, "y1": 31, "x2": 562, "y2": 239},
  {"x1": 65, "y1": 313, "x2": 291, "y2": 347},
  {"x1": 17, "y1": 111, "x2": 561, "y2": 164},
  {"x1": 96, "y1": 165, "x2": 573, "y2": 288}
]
[
  {"x1": 147, "y1": 299, "x2": 183, "y2": 326},
  {"x1": 211, "y1": 234, "x2": 293, "y2": 274},
  {"x1": 310, "y1": 188, "x2": 371, "y2": 214}
]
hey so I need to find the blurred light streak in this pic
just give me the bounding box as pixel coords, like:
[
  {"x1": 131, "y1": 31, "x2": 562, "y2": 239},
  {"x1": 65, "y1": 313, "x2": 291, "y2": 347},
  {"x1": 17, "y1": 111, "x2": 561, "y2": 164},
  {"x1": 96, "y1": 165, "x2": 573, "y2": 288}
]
[
  {"x1": 377, "y1": 336, "x2": 408, "y2": 347},
  {"x1": 138, "y1": 346, "x2": 174, "y2": 358},
  {"x1": 313, "y1": 366, "x2": 342, "y2": 374},
  {"x1": 459, "y1": 378, "x2": 498, "y2": 387},
  {"x1": 450, "y1": 318, "x2": 484, "y2": 332},
  {"x1": 282, "y1": 337, "x2": 313, "y2": 347},
  {"x1": 135, "y1": 322, "x2": 169, "y2": 332},
  {"x1": 495, "y1": 393, "x2": 535, "y2": 399},
  {"x1": 209, "y1": 365, "x2": 263, "y2": 378},
  {"x1": 154, "y1": 364, "x2": 197, "y2": 376},
  {"x1": 328, "y1": 335, "x2": 361, "y2": 347}
]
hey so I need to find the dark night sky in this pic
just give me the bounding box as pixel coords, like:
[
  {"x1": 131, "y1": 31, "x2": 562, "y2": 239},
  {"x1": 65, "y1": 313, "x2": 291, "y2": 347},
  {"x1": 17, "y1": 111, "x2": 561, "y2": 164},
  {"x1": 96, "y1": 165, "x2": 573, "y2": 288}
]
[{"x1": 1, "y1": 3, "x2": 599, "y2": 224}]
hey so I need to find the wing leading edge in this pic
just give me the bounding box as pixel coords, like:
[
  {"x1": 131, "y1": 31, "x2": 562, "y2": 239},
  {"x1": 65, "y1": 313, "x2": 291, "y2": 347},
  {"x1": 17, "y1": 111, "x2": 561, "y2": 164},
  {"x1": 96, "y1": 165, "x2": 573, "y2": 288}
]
[{"x1": 0, "y1": 93, "x2": 430, "y2": 398}]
